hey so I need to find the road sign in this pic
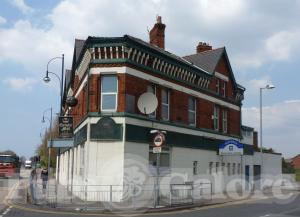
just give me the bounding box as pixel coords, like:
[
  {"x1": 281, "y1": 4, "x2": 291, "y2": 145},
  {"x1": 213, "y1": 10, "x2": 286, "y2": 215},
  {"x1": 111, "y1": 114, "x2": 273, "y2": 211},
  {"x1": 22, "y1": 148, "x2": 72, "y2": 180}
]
[
  {"x1": 153, "y1": 132, "x2": 165, "y2": 147},
  {"x1": 153, "y1": 147, "x2": 162, "y2": 153}
]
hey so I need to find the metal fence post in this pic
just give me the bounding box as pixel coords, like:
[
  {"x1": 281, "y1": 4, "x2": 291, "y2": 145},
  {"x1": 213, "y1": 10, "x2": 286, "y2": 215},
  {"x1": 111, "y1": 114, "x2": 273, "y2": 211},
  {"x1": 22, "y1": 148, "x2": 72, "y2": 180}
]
[
  {"x1": 85, "y1": 185, "x2": 87, "y2": 210},
  {"x1": 110, "y1": 185, "x2": 112, "y2": 203}
]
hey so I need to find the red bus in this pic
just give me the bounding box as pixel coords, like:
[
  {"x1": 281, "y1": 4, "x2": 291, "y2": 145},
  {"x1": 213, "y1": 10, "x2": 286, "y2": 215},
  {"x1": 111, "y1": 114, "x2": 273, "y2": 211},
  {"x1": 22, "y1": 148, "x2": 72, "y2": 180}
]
[{"x1": 0, "y1": 154, "x2": 20, "y2": 178}]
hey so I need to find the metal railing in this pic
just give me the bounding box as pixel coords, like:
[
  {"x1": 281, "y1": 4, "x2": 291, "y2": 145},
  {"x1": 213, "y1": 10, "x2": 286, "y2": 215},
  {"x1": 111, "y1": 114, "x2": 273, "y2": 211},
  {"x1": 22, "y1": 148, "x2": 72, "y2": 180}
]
[{"x1": 30, "y1": 181, "x2": 212, "y2": 210}]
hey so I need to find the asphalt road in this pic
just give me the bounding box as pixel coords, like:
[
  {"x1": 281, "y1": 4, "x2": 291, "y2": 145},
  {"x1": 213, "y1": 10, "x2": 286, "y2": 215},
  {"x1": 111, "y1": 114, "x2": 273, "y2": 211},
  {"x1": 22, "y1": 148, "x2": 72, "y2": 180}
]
[
  {"x1": 0, "y1": 168, "x2": 31, "y2": 213},
  {"x1": 1, "y1": 192, "x2": 300, "y2": 217}
]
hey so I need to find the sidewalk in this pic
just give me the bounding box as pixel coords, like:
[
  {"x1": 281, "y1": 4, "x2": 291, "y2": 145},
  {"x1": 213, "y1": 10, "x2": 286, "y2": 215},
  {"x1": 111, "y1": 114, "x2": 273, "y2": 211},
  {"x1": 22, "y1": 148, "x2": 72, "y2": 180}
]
[{"x1": 9, "y1": 175, "x2": 300, "y2": 214}]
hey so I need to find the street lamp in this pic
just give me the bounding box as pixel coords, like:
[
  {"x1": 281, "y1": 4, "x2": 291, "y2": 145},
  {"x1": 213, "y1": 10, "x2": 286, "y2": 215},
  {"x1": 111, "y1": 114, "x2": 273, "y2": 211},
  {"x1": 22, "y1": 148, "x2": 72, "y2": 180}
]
[
  {"x1": 259, "y1": 84, "x2": 275, "y2": 175},
  {"x1": 43, "y1": 54, "x2": 64, "y2": 189},
  {"x1": 43, "y1": 54, "x2": 64, "y2": 115}
]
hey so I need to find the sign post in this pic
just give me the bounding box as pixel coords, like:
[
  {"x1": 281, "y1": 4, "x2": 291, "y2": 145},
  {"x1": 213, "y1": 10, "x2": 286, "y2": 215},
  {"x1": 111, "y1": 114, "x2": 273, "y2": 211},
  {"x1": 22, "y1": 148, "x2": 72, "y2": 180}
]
[{"x1": 151, "y1": 131, "x2": 165, "y2": 208}]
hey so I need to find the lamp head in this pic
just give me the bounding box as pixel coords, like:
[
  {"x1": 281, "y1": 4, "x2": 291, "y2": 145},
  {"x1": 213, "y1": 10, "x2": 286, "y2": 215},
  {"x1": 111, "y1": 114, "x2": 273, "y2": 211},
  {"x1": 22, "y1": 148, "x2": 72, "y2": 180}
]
[
  {"x1": 266, "y1": 84, "x2": 275, "y2": 89},
  {"x1": 43, "y1": 72, "x2": 51, "y2": 83}
]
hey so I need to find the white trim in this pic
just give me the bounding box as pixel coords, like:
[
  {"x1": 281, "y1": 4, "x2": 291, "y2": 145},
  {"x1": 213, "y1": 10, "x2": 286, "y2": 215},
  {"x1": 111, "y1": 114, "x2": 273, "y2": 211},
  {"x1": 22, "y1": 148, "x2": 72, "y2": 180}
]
[
  {"x1": 215, "y1": 71, "x2": 229, "y2": 82},
  {"x1": 75, "y1": 75, "x2": 88, "y2": 98},
  {"x1": 90, "y1": 66, "x2": 240, "y2": 111},
  {"x1": 101, "y1": 75, "x2": 118, "y2": 112}
]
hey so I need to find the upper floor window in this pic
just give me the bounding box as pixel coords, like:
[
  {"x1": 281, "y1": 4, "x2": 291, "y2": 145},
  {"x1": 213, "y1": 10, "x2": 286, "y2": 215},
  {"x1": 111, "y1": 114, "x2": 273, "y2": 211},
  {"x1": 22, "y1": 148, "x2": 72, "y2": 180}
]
[
  {"x1": 161, "y1": 89, "x2": 169, "y2": 121},
  {"x1": 222, "y1": 110, "x2": 228, "y2": 133},
  {"x1": 216, "y1": 79, "x2": 220, "y2": 94},
  {"x1": 213, "y1": 106, "x2": 219, "y2": 131},
  {"x1": 222, "y1": 81, "x2": 227, "y2": 97},
  {"x1": 147, "y1": 84, "x2": 156, "y2": 118},
  {"x1": 188, "y1": 97, "x2": 196, "y2": 126},
  {"x1": 101, "y1": 75, "x2": 118, "y2": 112}
]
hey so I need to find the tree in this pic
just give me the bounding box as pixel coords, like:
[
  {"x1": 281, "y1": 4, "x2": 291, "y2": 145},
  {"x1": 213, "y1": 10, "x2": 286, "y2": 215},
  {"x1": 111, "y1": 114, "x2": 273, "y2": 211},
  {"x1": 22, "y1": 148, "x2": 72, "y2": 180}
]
[{"x1": 36, "y1": 117, "x2": 58, "y2": 168}]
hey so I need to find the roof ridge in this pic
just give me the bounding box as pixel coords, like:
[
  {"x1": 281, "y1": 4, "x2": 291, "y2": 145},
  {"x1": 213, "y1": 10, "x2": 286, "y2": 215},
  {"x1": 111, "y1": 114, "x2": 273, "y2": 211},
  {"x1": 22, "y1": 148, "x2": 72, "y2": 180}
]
[{"x1": 183, "y1": 47, "x2": 225, "y2": 58}]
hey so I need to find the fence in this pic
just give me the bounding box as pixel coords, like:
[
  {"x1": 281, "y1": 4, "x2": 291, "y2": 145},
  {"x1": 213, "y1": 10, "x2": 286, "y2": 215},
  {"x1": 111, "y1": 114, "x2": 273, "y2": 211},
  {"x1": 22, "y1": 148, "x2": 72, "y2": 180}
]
[{"x1": 30, "y1": 181, "x2": 212, "y2": 210}]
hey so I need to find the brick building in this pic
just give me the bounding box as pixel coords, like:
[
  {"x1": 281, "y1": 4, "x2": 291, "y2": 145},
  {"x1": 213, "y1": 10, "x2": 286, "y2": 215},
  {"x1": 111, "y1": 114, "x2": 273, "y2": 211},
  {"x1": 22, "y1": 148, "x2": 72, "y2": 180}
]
[{"x1": 58, "y1": 17, "x2": 281, "y2": 201}]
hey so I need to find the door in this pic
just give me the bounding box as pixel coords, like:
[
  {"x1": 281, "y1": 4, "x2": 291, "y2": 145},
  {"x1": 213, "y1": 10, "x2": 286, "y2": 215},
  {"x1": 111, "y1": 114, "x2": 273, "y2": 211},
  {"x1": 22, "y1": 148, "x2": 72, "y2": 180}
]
[
  {"x1": 253, "y1": 165, "x2": 261, "y2": 190},
  {"x1": 245, "y1": 165, "x2": 250, "y2": 190}
]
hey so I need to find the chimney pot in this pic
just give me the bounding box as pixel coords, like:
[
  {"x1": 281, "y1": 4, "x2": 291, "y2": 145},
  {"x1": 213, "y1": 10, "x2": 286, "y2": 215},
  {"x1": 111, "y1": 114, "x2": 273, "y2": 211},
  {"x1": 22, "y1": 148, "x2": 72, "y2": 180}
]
[
  {"x1": 196, "y1": 42, "x2": 212, "y2": 53},
  {"x1": 149, "y1": 16, "x2": 166, "y2": 49}
]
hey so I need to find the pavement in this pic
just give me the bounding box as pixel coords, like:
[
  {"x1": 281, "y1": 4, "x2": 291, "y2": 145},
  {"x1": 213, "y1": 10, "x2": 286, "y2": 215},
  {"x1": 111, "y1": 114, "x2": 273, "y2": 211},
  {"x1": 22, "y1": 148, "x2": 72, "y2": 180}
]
[{"x1": 2, "y1": 171, "x2": 300, "y2": 217}]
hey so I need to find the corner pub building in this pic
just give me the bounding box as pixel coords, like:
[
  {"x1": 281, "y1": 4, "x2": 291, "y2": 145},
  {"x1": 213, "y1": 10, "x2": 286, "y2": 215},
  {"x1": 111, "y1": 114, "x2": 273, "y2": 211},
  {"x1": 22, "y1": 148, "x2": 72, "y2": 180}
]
[{"x1": 58, "y1": 17, "x2": 282, "y2": 201}]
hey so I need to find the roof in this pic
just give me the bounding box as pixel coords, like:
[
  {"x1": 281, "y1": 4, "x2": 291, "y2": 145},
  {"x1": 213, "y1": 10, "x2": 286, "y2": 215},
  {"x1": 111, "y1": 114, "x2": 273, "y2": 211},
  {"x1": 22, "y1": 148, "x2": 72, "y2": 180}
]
[
  {"x1": 182, "y1": 48, "x2": 225, "y2": 74},
  {"x1": 241, "y1": 125, "x2": 254, "y2": 131},
  {"x1": 74, "y1": 39, "x2": 85, "y2": 64},
  {"x1": 124, "y1": 35, "x2": 211, "y2": 75}
]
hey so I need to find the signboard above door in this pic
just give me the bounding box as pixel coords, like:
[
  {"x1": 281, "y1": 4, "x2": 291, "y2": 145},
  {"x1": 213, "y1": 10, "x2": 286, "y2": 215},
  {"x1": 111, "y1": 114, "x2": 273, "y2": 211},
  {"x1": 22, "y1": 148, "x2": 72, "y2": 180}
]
[{"x1": 219, "y1": 139, "x2": 244, "y2": 155}]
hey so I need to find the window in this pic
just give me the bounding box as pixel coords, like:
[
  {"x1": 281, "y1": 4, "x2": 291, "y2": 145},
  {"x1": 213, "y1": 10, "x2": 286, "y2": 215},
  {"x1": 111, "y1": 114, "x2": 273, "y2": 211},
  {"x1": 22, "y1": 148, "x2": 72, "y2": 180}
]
[
  {"x1": 193, "y1": 161, "x2": 198, "y2": 175},
  {"x1": 222, "y1": 81, "x2": 226, "y2": 97},
  {"x1": 188, "y1": 97, "x2": 196, "y2": 126},
  {"x1": 216, "y1": 162, "x2": 220, "y2": 173},
  {"x1": 237, "y1": 163, "x2": 241, "y2": 174},
  {"x1": 222, "y1": 163, "x2": 225, "y2": 173},
  {"x1": 214, "y1": 106, "x2": 219, "y2": 131},
  {"x1": 101, "y1": 75, "x2": 118, "y2": 111},
  {"x1": 222, "y1": 110, "x2": 228, "y2": 133},
  {"x1": 209, "y1": 162, "x2": 213, "y2": 175},
  {"x1": 147, "y1": 84, "x2": 156, "y2": 118},
  {"x1": 161, "y1": 89, "x2": 169, "y2": 121},
  {"x1": 216, "y1": 79, "x2": 220, "y2": 94},
  {"x1": 79, "y1": 144, "x2": 85, "y2": 176},
  {"x1": 232, "y1": 163, "x2": 236, "y2": 175},
  {"x1": 227, "y1": 163, "x2": 231, "y2": 176}
]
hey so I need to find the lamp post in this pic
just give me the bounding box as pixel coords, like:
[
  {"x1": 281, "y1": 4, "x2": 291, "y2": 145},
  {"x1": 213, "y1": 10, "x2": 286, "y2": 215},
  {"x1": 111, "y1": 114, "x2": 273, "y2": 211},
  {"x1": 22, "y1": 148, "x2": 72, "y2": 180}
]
[
  {"x1": 42, "y1": 107, "x2": 53, "y2": 198},
  {"x1": 43, "y1": 54, "x2": 64, "y2": 187},
  {"x1": 259, "y1": 84, "x2": 275, "y2": 175}
]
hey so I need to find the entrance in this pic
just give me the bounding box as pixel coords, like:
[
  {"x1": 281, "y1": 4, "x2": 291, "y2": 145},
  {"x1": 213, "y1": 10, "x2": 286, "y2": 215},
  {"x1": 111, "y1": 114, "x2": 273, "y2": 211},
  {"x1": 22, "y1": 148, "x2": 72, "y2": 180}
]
[
  {"x1": 253, "y1": 165, "x2": 261, "y2": 190},
  {"x1": 245, "y1": 165, "x2": 250, "y2": 190}
]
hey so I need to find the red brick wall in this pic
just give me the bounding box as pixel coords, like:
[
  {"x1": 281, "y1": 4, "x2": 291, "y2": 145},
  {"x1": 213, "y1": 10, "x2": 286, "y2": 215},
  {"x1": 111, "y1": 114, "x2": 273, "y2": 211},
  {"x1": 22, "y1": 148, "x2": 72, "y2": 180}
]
[
  {"x1": 292, "y1": 156, "x2": 300, "y2": 169},
  {"x1": 71, "y1": 64, "x2": 241, "y2": 136}
]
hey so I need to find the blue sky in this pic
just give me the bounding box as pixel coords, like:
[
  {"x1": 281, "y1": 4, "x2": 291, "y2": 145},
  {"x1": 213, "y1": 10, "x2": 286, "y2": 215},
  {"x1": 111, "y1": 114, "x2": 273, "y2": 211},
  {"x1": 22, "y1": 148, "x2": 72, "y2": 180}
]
[{"x1": 0, "y1": 0, "x2": 299, "y2": 158}]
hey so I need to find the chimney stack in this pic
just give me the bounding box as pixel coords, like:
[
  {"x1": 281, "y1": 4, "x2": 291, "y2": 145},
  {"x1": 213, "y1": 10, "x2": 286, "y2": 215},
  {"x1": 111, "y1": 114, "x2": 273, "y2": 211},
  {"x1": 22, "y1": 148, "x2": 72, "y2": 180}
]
[
  {"x1": 196, "y1": 42, "x2": 212, "y2": 53},
  {"x1": 149, "y1": 16, "x2": 166, "y2": 49}
]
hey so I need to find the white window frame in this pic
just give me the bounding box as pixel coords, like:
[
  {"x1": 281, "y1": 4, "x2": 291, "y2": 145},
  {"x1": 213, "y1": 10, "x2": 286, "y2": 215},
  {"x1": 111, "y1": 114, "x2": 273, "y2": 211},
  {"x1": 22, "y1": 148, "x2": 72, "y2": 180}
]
[
  {"x1": 161, "y1": 89, "x2": 170, "y2": 121},
  {"x1": 147, "y1": 84, "x2": 156, "y2": 118},
  {"x1": 188, "y1": 97, "x2": 196, "y2": 126},
  {"x1": 222, "y1": 81, "x2": 226, "y2": 97},
  {"x1": 214, "y1": 106, "x2": 219, "y2": 131},
  {"x1": 101, "y1": 75, "x2": 118, "y2": 112},
  {"x1": 216, "y1": 79, "x2": 220, "y2": 94},
  {"x1": 222, "y1": 110, "x2": 228, "y2": 133}
]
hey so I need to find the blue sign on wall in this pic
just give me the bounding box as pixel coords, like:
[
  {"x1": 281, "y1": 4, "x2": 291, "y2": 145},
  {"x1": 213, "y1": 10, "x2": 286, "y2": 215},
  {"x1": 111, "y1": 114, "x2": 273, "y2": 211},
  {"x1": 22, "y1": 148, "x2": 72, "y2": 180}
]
[{"x1": 219, "y1": 139, "x2": 244, "y2": 155}]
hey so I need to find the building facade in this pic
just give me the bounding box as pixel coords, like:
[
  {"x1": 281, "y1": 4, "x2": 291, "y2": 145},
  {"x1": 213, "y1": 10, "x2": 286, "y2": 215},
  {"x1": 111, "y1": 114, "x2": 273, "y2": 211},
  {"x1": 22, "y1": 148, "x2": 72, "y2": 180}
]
[{"x1": 58, "y1": 17, "x2": 282, "y2": 201}]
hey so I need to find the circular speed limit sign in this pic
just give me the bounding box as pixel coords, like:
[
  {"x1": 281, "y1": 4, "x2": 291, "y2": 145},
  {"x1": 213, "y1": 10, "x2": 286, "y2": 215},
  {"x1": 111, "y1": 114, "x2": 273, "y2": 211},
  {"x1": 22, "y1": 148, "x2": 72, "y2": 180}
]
[{"x1": 153, "y1": 132, "x2": 165, "y2": 147}]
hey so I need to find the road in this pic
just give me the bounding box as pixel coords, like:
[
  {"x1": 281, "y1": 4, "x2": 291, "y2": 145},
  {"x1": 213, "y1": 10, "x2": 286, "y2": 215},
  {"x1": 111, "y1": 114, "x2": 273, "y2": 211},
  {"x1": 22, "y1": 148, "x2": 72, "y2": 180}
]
[
  {"x1": 1, "y1": 189, "x2": 300, "y2": 217},
  {"x1": 0, "y1": 168, "x2": 31, "y2": 213}
]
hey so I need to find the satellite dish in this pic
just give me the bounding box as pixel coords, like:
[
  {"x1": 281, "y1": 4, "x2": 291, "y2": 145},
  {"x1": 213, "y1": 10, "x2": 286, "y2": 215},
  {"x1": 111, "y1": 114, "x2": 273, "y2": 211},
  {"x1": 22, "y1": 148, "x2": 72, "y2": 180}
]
[{"x1": 137, "y1": 92, "x2": 158, "y2": 114}]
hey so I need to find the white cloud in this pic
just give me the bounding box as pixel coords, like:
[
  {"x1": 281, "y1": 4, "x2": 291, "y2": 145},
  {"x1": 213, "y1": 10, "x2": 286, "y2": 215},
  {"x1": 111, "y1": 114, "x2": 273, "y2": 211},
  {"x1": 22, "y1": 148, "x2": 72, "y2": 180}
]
[
  {"x1": 0, "y1": 16, "x2": 6, "y2": 25},
  {"x1": 3, "y1": 77, "x2": 37, "y2": 91},
  {"x1": 242, "y1": 75, "x2": 274, "y2": 96},
  {"x1": 243, "y1": 100, "x2": 300, "y2": 158},
  {"x1": 9, "y1": 0, "x2": 34, "y2": 14}
]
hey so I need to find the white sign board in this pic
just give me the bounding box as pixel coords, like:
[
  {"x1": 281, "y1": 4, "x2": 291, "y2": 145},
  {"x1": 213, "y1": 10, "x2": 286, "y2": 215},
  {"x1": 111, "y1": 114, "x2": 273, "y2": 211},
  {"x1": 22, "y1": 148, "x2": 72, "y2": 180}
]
[
  {"x1": 153, "y1": 147, "x2": 162, "y2": 153},
  {"x1": 219, "y1": 140, "x2": 244, "y2": 156}
]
